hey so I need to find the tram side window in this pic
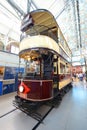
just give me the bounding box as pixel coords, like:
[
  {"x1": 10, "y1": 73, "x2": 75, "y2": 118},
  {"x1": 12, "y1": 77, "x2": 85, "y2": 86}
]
[
  {"x1": 60, "y1": 63, "x2": 65, "y2": 74},
  {"x1": 66, "y1": 66, "x2": 69, "y2": 73},
  {"x1": 54, "y1": 66, "x2": 56, "y2": 73},
  {"x1": 66, "y1": 65, "x2": 70, "y2": 74}
]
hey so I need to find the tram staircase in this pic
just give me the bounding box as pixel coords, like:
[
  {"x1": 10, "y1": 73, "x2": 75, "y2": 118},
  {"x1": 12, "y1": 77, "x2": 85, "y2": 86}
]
[
  {"x1": 44, "y1": 64, "x2": 53, "y2": 79},
  {"x1": 43, "y1": 54, "x2": 53, "y2": 79},
  {"x1": 43, "y1": 53, "x2": 59, "y2": 89}
]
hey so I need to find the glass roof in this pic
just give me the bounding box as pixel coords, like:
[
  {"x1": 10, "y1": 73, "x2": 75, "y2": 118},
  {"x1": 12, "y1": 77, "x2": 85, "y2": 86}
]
[{"x1": 0, "y1": 0, "x2": 87, "y2": 65}]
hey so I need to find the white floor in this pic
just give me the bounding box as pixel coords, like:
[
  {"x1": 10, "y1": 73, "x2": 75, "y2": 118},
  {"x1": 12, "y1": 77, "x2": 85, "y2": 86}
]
[
  {"x1": 0, "y1": 92, "x2": 16, "y2": 116},
  {"x1": 0, "y1": 81, "x2": 87, "y2": 130}
]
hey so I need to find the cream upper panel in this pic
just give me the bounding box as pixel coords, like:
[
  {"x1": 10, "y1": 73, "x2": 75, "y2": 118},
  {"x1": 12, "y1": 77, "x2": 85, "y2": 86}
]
[{"x1": 20, "y1": 35, "x2": 59, "y2": 54}]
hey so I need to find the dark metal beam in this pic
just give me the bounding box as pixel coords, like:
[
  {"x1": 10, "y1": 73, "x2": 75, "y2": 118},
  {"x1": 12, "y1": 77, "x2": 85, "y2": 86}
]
[
  {"x1": 32, "y1": 0, "x2": 38, "y2": 9},
  {"x1": 55, "y1": 0, "x2": 70, "y2": 19},
  {"x1": 0, "y1": 2, "x2": 20, "y2": 20},
  {"x1": 71, "y1": 0, "x2": 79, "y2": 48},
  {"x1": 76, "y1": 0, "x2": 82, "y2": 48},
  {"x1": 27, "y1": 0, "x2": 32, "y2": 13},
  {"x1": 6, "y1": 0, "x2": 26, "y2": 16}
]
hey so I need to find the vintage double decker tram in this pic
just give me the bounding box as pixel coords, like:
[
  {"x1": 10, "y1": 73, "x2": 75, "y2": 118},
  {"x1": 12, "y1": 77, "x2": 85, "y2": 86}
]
[{"x1": 15, "y1": 9, "x2": 72, "y2": 103}]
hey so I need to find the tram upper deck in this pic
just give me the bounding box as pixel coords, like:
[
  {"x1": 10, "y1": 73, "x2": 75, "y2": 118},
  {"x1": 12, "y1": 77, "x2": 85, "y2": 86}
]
[
  {"x1": 20, "y1": 9, "x2": 72, "y2": 60},
  {"x1": 20, "y1": 9, "x2": 58, "y2": 41}
]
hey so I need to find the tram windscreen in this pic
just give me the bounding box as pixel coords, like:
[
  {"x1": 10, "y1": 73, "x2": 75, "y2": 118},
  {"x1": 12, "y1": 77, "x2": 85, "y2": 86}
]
[{"x1": 26, "y1": 60, "x2": 40, "y2": 75}]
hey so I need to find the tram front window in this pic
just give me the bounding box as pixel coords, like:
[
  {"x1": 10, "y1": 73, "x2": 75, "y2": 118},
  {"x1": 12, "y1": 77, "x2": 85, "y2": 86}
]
[{"x1": 25, "y1": 60, "x2": 40, "y2": 79}]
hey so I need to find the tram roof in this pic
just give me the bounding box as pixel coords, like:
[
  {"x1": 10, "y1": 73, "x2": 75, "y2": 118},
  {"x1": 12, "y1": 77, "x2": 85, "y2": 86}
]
[{"x1": 21, "y1": 9, "x2": 58, "y2": 35}]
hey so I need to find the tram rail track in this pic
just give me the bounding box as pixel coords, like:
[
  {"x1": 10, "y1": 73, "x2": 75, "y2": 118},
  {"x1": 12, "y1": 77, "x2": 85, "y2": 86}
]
[
  {"x1": 32, "y1": 105, "x2": 54, "y2": 130},
  {"x1": 0, "y1": 89, "x2": 69, "y2": 130},
  {"x1": 0, "y1": 108, "x2": 17, "y2": 118}
]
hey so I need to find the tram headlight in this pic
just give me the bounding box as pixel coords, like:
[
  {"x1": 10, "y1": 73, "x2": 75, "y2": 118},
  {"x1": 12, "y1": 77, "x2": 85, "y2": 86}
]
[{"x1": 19, "y1": 85, "x2": 24, "y2": 93}]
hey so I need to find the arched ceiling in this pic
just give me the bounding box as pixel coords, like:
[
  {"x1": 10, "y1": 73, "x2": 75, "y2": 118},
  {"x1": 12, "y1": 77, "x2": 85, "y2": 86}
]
[{"x1": 0, "y1": 0, "x2": 87, "y2": 66}]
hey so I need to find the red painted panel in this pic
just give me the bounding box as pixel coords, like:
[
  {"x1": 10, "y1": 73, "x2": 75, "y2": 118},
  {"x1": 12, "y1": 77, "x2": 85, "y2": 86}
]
[
  {"x1": 41, "y1": 81, "x2": 53, "y2": 99},
  {"x1": 18, "y1": 80, "x2": 53, "y2": 100}
]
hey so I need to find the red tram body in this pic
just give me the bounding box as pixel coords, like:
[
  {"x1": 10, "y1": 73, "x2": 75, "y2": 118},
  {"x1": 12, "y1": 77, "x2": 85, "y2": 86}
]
[{"x1": 15, "y1": 9, "x2": 72, "y2": 103}]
